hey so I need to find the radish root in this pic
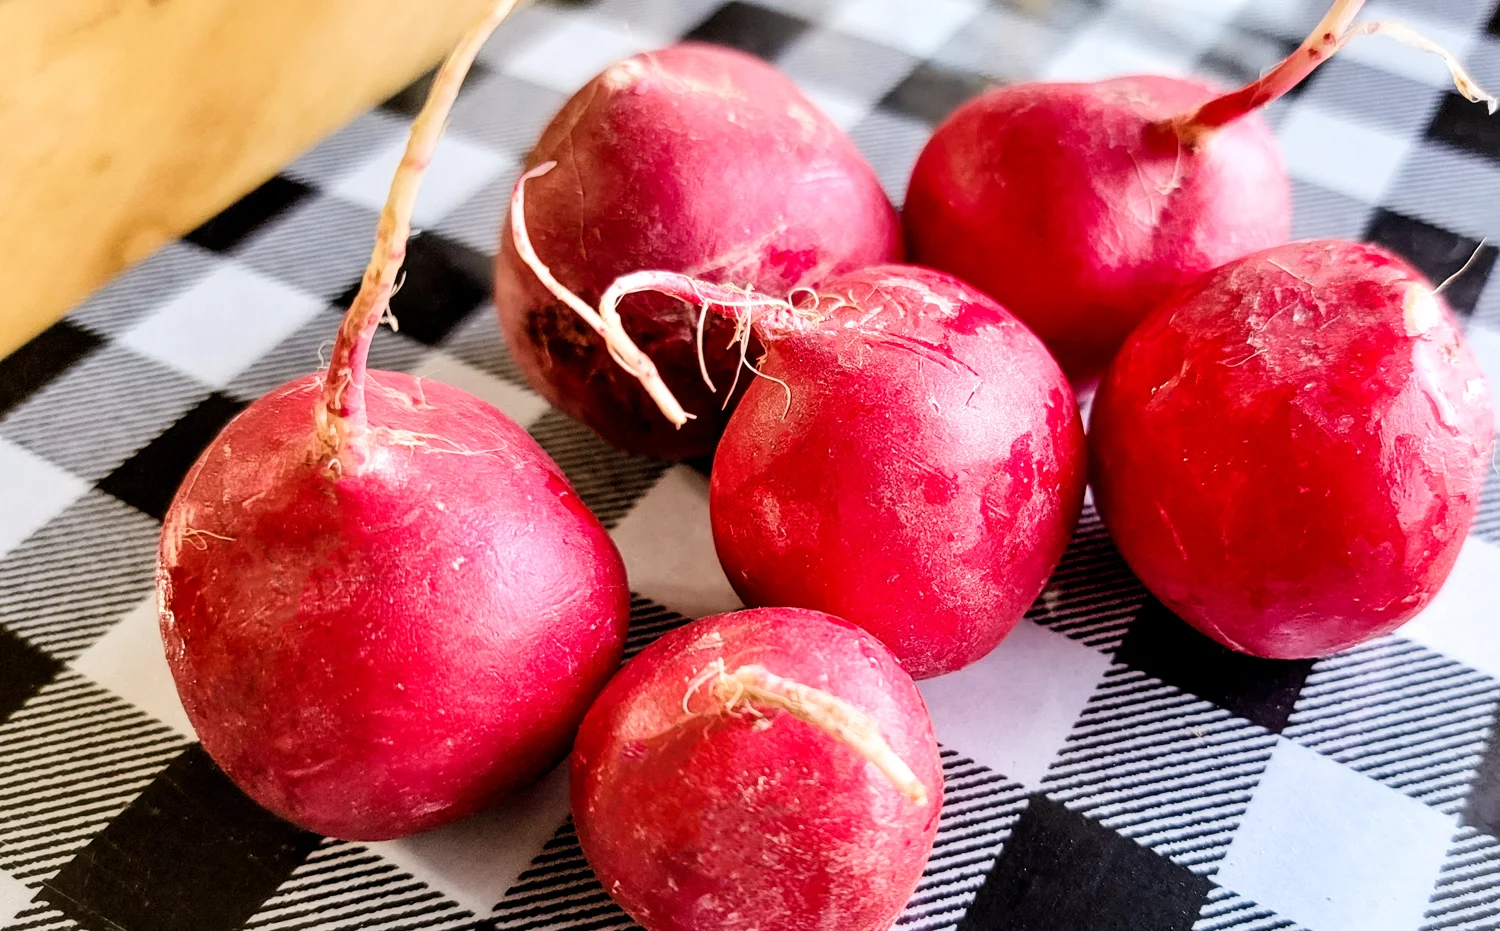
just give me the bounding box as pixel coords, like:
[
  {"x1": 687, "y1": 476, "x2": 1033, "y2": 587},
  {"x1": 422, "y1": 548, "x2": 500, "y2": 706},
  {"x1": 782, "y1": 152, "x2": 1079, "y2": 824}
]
[
  {"x1": 685, "y1": 659, "x2": 930, "y2": 805},
  {"x1": 1167, "y1": 0, "x2": 1495, "y2": 146},
  {"x1": 316, "y1": 0, "x2": 520, "y2": 476},
  {"x1": 511, "y1": 164, "x2": 695, "y2": 427},
  {"x1": 511, "y1": 166, "x2": 823, "y2": 425}
]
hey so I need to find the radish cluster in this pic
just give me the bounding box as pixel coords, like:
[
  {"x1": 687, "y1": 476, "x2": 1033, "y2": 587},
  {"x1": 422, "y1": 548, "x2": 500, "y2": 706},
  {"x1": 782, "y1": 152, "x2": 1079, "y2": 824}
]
[{"x1": 152, "y1": 0, "x2": 1499, "y2": 927}]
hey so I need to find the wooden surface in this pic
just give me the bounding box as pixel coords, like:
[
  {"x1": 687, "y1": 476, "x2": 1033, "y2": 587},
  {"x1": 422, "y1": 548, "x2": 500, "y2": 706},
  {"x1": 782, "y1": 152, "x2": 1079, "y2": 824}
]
[{"x1": 0, "y1": 0, "x2": 500, "y2": 359}]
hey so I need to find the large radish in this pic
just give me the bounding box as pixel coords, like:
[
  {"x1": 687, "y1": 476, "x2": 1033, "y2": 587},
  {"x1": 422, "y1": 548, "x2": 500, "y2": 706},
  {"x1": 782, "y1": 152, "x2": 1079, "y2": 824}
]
[
  {"x1": 904, "y1": 0, "x2": 1495, "y2": 381},
  {"x1": 572, "y1": 607, "x2": 942, "y2": 931},
  {"x1": 1090, "y1": 240, "x2": 1495, "y2": 658},
  {"x1": 156, "y1": 2, "x2": 629, "y2": 841}
]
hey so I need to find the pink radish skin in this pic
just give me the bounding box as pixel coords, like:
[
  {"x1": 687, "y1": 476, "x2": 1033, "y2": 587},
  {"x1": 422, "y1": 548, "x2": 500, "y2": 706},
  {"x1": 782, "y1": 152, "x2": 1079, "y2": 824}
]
[
  {"x1": 572, "y1": 607, "x2": 942, "y2": 931},
  {"x1": 708, "y1": 266, "x2": 1086, "y2": 678},
  {"x1": 1090, "y1": 241, "x2": 1496, "y2": 658},
  {"x1": 495, "y1": 42, "x2": 901, "y2": 460},
  {"x1": 157, "y1": 3, "x2": 630, "y2": 841},
  {"x1": 904, "y1": 0, "x2": 1496, "y2": 381}
]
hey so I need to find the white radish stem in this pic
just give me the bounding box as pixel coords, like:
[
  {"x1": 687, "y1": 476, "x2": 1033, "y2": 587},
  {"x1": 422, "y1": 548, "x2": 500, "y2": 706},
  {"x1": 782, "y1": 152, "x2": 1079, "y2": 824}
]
[
  {"x1": 1168, "y1": 0, "x2": 1495, "y2": 145},
  {"x1": 690, "y1": 660, "x2": 931, "y2": 806},
  {"x1": 317, "y1": 0, "x2": 520, "y2": 475},
  {"x1": 510, "y1": 163, "x2": 695, "y2": 427},
  {"x1": 511, "y1": 167, "x2": 820, "y2": 424}
]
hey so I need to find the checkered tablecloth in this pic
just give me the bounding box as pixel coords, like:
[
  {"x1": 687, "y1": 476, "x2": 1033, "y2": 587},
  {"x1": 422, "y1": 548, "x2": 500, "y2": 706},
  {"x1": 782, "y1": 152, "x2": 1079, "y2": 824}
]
[{"x1": 2, "y1": 0, "x2": 1499, "y2": 929}]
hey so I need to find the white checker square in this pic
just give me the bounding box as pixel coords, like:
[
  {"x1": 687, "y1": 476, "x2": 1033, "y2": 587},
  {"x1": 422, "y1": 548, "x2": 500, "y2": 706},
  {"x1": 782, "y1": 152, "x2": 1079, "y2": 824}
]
[
  {"x1": 1216, "y1": 739, "x2": 1456, "y2": 931},
  {"x1": 333, "y1": 135, "x2": 507, "y2": 229},
  {"x1": 1041, "y1": 19, "x2": 1193, "y2": 82},
  {"x1": 502, "y1": 15, "x2": 662, "y2": 94},
  {"x1": 369, "y1": 763, "x2": 569, "y2": 915},
  {"x1": 1114, "y1": 0, "x2": 1254, "y2": 22},
  {"x1": 1276, "y1": 103, "x2": 1410, "y2": 204},
  {"x1": 70, "y1": 594, "x2": 196, "y2": 739},
  {"x1": 1398, "y1": 537, "x2": 1500, "y2": 680},
  {"x1": 0, "y1": 438, "x2": 87, "y2": 561},
  {"x1": 800, "y1": 83, "x2": 873, "y2": 130},
  {"x1": 0, "y1": 870, "x2": 31, "y2": 927},
  {"x1": 828, "y1": 0, "x2": 982, "y2": 58},
  {"x1": 919, "y1": 619, "x2": 1110, "y2": 788},
  {"x1": 415, "y1": 348, "x2": 549, "y2": 428},
  {"x1": 609, "y1": 465, "x2": 742, "y2": 620},
  {"x1": 1344, "y1": 4, "x2": 1478, "y2": 90},
  {"x1": 1467, "y1": 323, "x2": 1500, "y2": 430},
  {"x1": 120, "y1": 262, "x2": 325, "y2": 388}
]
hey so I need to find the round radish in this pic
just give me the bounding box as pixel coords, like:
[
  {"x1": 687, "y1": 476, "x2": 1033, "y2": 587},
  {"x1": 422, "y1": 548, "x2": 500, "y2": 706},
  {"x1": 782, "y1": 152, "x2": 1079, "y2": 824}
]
[
  {"x1": 572, "y1": 607, "x2": 942, "y2": 931},
  {"x1": 510, "y1": 195, "x2": 1087, "y2": 677},
  {"x1": 494, "y1": 42, "x2": 901, "y2": 460},
  {"x1": 904, "y1": 0, "x2": 1495, "y2": 381},
  {"x1": 1090, "y1": 240, "x2": 1496, "y2": 658},
  {"x1": 157, "y1": 4, "x2": 629, "y2": 841}
]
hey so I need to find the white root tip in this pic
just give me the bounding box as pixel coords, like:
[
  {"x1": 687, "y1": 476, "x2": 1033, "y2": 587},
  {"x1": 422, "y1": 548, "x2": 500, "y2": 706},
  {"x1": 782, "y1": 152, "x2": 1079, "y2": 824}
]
[{"x1": 1343, "y1": 21, "x2": 1498, "y2": 113}]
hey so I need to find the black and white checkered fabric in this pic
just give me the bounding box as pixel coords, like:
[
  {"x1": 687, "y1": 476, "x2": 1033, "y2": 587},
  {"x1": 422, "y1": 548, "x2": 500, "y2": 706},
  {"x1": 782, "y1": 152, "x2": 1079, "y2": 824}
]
[{"x1": 3, "y1": 1, "x2": 1500, "y2": 929}]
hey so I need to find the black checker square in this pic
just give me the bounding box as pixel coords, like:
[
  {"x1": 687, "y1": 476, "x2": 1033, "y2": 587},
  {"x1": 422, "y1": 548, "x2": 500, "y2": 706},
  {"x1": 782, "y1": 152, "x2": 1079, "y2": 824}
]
[
  {"x1": 39, "y1": 744, "x2": 321, "y2": 931},
  {"x1": 184, "y1": 175, "x2": 313, "y2": 253},
  {"x1": 379, "y1": 58, "x2": 494, "y2": 118},
  {"x1": 335, "y1": 230, "x2": 491, "y2": 346},
  {"x1": 1364, "y1": 208, "x2": 1497, "y2": 316},
  {"x1": 0, "y1": 624, "x2": 63, "y2": 726},
  {"x1": 958, "y1": 793, "x2": 1212, "y2": 931},
  {"x1": 1464, "y1": 715, "x2": 1500, "y2": 842},
  {"x1": 1427, "y1": 91, "x2": 1500, "y2": 163},
  {"x1": 97, "y1": 393, "x2": 248, "y2": 521},
  {"x1": 0, "y1": 320, "x2": 103, "y2": 419},
  {"x1": 880, "y1": 62, "x2": 992, "y2": 127},
  {"x1": 1115, "y1": 599, "x2": 1314, "y2": 734},
  {"x1": 684, "y1": 1, "x2": 812, "y2": 61}
]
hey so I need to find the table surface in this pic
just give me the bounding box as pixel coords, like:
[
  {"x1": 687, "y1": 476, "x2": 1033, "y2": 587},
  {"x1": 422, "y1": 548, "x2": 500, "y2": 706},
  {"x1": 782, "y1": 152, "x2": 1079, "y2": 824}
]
[{"x1": 2, "y1": 1, "x2": 1500, "y2": 930}]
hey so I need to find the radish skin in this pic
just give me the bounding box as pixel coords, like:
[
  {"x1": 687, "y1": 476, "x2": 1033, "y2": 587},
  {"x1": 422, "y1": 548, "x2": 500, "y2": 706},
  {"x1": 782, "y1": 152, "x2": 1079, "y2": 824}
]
[
  {"x1": 572, "y1": 608, "x2": 942, "y2": 931},
  {"x1": 495, "y1": 42, "x2": 901, "y2": 459},
  {"x1": 904, "y1": 0, "x2": 1495, "y2": 381},
  {"x1": 156, "y1": 1, "x2": 630, "y2": 841},
  {"x1": 1090, "y1": 240, "x2": 1496, "y2": 658}
]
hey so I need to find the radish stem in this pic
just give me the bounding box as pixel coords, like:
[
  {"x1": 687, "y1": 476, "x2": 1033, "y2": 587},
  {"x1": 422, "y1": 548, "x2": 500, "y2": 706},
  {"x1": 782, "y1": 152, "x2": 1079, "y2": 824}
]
[
  {"x1": 318, "y1": 0, "x2": 520, "y2": 475},
  {"x1": 690, "y1": 659, "x2": 931, "y2": 805},
  {"x1": 1166, "y1": 0, "x2": 1494, "y2": 146}
]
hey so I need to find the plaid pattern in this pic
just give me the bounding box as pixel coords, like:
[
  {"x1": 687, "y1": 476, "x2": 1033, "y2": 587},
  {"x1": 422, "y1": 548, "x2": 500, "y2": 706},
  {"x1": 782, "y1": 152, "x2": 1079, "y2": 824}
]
[{"x1": 3, "y1": 1, "x2": 1500, "y2": 929}]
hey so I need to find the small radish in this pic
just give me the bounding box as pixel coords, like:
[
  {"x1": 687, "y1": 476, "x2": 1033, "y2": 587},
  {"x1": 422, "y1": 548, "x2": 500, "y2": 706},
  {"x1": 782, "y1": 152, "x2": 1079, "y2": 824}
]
[
  {"x1": 1090, "y1": 240, "x2": 1495, "y2": 659},
  {"x1": 511, "y1": 180, "x2": 1086, "y2": 677},
  {"x1": 494, "y1": 42, "x2": 901, "y2": 460},
  {"x1": 156, "y1": 2, "x2": 630, "y2": 841},
  {"x1": 572, "y1": 607, "x2": 942, "y2": 931},
  {"x1": 904, "y1": 0, "x2": 1496, "y2": 381}
]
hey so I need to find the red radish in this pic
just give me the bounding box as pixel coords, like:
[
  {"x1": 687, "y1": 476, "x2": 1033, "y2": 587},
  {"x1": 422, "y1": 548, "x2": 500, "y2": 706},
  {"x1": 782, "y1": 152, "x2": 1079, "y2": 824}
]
[
  {"x1": 494, "y1": 42, "x2": 901, "y2": 460},
  {"x1": 156, "y1": 3, "x2": 630, "y2": 841},
  {"x1": 572, "y1": 607, "x2": 942, "y2": 931},
  {"x1": 510, "y1": 185, "x2": 1086, "y2": 677},
  {"x1": 1090, "y1": 240, "x2": 1496, "y2": 659},
  {"x1": 904, "y1": 0, "x2": 1496, "y2": 381}
]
